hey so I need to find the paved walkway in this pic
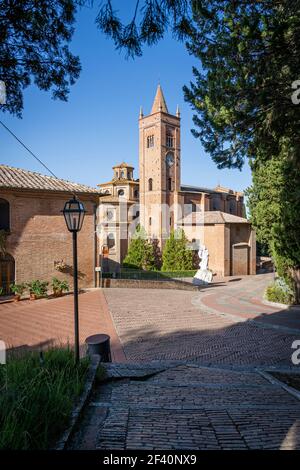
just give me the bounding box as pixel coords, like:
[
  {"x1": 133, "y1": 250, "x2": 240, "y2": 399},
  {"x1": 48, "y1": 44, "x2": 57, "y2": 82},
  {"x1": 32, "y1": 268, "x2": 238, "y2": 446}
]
[
  {"x1": 103, "y1": 273, "x2": 300, "y2": 366},
  {"x1": 0, "y1": 291, "x2": 125, "y2": 362},
  {"x1": 69, "y1": 362, "x2": 300, "y2": 450}
]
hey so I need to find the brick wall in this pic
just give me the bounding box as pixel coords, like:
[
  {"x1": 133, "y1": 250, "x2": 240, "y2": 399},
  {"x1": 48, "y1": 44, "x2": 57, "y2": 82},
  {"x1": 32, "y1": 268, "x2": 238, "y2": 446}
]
[{"x1": 1, "y1": 190, "x2": 98, "y2": 289}]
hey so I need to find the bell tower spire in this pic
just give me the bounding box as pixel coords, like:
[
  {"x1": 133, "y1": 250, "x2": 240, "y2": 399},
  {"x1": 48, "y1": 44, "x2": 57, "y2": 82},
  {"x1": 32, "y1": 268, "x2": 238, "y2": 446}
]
[
  {"x1": 139, "y1": 85, "x2": 181, "y2": 247},
  {"x1": 151, "y1": 84, "x2": 168, "y2": 114}
]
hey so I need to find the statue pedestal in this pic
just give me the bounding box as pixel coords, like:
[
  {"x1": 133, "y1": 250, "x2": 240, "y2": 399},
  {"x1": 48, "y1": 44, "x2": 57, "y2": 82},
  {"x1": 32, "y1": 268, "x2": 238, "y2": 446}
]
[{"x1": 193, "y1": 269, "x2": 213, "y2": 286}]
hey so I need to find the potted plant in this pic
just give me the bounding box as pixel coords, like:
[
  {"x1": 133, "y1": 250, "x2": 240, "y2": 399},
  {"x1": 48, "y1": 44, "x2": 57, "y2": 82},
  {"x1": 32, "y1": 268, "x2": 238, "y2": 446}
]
[
  {"x1": 0, "y1": 287, "x2": 4, "y2": 296},
  {"x1": 27, "y1": 280, "x2": 49, "y2": 300},
  {"x1": 51, "y1": 277, "x2": 69, "y2": 297},
  {"x1": 10, "y1": 283, "x2": 26, "y2": 302}
]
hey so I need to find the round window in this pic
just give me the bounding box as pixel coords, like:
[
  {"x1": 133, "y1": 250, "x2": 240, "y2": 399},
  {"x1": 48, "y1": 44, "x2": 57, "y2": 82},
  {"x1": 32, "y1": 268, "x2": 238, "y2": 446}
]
[{"x1": 118, "y1": 189, "x2": 125, "y2": 197}]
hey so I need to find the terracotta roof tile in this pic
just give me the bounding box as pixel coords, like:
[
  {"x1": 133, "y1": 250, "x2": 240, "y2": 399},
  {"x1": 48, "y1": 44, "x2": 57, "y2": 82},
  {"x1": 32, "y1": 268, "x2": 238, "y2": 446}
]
[{"x1": 0, "y1": 164, "x2": 99, "y2": 194}]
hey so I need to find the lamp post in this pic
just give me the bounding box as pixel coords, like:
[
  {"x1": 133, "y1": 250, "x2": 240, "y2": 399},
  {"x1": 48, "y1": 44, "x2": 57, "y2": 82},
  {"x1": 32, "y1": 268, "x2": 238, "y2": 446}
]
[{"x1": 62, "y1": 196, "x2": 86, "y2": 364}]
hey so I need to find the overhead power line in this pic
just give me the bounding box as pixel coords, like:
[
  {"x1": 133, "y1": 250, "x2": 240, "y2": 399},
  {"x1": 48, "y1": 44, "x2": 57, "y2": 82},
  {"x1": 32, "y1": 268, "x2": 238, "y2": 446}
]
[{"x1": 0, "y1": 119, "x2": 59, "y2": 179}]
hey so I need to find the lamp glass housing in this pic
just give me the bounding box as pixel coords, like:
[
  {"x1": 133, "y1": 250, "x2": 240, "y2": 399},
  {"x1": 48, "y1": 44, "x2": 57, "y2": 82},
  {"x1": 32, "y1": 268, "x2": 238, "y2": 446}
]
[{"x1": 63, "y1": 196, "x2": 86, "y2": 232}]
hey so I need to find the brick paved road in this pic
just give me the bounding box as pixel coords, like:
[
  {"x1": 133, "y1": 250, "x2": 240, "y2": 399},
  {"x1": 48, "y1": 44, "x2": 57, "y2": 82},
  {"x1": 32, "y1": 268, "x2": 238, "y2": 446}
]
[
  {"x1": 0, "y1": 291, "x2": 125, "y2": 362},
  {"x1": 69, "y1": 363, "x2": 300, "y2": 450},
  {"x1": 104, "y1": 274, "x2": 300, "y2": 366},
  {"x1": 67, "y1": 275, "x2": 300, "y2": 450}
]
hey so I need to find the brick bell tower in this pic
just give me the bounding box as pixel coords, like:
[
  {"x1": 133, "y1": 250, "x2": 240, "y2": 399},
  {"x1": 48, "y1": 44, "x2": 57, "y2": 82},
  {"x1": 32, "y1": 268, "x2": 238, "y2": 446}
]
[{"x1": 139, "y1": 85, "x2": 181, "y2": 246}]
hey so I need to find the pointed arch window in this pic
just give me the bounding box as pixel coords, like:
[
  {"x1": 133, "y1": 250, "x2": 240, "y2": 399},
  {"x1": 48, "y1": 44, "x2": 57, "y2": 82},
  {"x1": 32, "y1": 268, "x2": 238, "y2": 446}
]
[{"x1": 148, "y1": 178, "x2": 153, "y2": 191}]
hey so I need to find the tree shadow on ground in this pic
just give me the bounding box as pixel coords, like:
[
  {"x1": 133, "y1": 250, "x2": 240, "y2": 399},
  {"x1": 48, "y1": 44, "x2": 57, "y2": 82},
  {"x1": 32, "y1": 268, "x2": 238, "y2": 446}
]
[{"x1": 112, "y1": 310, "x2": 300, "y2": 449}]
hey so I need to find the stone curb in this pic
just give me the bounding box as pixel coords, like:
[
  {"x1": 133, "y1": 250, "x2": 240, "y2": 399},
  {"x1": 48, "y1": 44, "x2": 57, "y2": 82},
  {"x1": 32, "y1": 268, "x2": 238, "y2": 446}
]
[
  {"x1": 53, "y1": 354, "x2": 101, "y2": 450},
  {"x1": 262, "y1": 298, "x2": 300, "y2": 310},
  {"x1": 256, "y1": 369, "x2": 300, "y2": 402}
]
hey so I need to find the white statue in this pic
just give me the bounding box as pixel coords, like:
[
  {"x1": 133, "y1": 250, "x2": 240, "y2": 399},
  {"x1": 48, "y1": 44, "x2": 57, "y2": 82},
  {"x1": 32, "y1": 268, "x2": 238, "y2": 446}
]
[
  {"x1": 199, "y1": 246, "x2": 209, "y2": 271},
  {"x1": 193, "y1": 245, "x2": 213, "y2": 285}
]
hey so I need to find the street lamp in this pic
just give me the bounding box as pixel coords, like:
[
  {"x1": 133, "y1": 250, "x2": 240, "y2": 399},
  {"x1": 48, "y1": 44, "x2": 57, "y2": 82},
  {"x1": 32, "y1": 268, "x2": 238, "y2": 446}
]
[{"x1": 62, "y1": 196, "x2": 86, "y2": 364}]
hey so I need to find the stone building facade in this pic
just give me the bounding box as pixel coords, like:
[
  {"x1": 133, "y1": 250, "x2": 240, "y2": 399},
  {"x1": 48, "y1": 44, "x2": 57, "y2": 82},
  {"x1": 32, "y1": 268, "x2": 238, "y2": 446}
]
[
  {"x1": 98, "y1": 85, "x2": 256, "y2": 277},
  {"x1": 0, "y1": 165, "x2": 99, "y2": 293},
  {"x1": 0, "y1": 86, "x2": 256, "y2": 290}
]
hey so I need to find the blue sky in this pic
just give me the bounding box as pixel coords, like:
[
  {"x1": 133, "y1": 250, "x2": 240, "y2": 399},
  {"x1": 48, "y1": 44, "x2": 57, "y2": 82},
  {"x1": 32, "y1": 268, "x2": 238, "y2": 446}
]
[{"x1": 0, "y1": 1, "x2": 252, "y2": 193}]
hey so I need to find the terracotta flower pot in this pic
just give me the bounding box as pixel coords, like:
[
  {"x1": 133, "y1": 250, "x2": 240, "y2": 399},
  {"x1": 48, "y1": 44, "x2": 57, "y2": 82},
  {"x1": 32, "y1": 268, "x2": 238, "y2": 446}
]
[
  {"x1": 14, "y1": 294, "x2": 21, "y2": 302},
  {"x1": 53, "y1": 289, "x2": 63, "y2": 297},
  {"x1": 30, "y1": 293, "x2": 37, "y2": 301}
]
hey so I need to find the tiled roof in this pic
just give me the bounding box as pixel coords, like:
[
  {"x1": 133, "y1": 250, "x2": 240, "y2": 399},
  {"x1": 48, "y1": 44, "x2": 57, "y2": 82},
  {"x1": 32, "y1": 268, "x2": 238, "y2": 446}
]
[
  {"x1": 0, "y1": 164, "x2": 99, "y2": 194},
  {"x1": 181, "y1": 184, "x2": 214, "y2": 194},
  {"x1": 204, "y1": 211, "x2": 249, "y2": 224},
  {"x1": 178, "y1": 211, "x2": 249, "y2": 225},
  {"x1": 181, "y1": 184, "x2": 243, "y2": 196}
]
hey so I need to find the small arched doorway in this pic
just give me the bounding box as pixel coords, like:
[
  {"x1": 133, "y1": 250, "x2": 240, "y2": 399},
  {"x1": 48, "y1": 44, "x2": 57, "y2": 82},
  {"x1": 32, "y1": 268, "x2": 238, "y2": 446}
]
[{"x1": 0, "y1": 253, "x2": 15, "y2": 294}]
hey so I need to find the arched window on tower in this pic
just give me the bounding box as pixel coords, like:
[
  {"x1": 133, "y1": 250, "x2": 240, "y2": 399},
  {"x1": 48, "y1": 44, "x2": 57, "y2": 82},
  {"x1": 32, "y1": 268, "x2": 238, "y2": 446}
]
[
  {"x1": 148, "y1": 178, "x2": 153, "y2": 191},
  {"x1": 0, "y1": 199, "x2": 10, "y2": 231}
]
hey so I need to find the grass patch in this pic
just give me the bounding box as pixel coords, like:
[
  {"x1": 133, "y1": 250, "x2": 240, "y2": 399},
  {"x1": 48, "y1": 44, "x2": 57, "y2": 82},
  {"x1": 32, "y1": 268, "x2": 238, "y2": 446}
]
[{"x1": 0, "y1": 348, "x2": 89, "y2": 450}]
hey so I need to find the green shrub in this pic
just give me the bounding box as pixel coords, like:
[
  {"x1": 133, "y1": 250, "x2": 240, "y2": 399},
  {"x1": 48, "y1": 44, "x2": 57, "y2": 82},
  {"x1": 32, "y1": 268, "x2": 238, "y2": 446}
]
[
  {"x1": 162, "y1": 229, "x2": 194, "y2": 271},
  {"x1": 27, "y1": 280, "x2": 49, "y2": 298},
  {"x1": 51, "y1": 277, "x2": 69, "y2": 295},
  {"x1": 0, "y1": 287, "x2": 4, "y2": 296},
  {"x1": 265, "y1": 278, "x2": 295, "y2": 305},
  {"x1": 123, "y1": 225, "x2": 161, "y2": 270},
  {"x1": 0, "y1": 348, "x2": 89, "y2": 449},
  {"x1": 9, "y1": 283, "x2": 26, "y2": 296}
]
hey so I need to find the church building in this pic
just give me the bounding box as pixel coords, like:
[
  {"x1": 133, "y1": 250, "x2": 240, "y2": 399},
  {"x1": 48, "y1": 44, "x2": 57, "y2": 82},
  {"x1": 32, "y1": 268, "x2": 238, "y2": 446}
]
[{"x1": 98, "y1": 85, "x2": 256, "y2": 277}]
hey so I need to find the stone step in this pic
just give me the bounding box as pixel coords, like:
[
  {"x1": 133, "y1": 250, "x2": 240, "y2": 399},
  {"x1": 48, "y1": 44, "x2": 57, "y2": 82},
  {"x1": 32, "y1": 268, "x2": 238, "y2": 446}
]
[{"x1": 101, "y1": 381, "x2": 300, "y2": 408}]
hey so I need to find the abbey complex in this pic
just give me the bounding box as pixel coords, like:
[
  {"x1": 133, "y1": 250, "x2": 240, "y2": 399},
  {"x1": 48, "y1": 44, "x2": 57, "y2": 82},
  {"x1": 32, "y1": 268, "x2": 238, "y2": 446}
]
[{"x1": 0, "y1": 86, "x2": 256, "y2": 292}]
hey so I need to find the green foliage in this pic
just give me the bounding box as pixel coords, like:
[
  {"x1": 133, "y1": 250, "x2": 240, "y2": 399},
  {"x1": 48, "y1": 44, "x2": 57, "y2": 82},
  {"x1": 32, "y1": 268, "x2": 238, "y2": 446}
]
[
  {"x1": 51, "y1": 278, "x2": 69, "y2": 294},
  {"x1": 162, "y1": 229, "x2": 194, "y2": 271},
  {"x1": 96, "y1": 0, "x2": 193, "y2": 58},
  {"x1": 247, "y1": 143, "x2": 300, "y2": 299},
  {"x1": 265, "y1": 278, "x2": 295, "y2": 305},
  {"x1": 9, "y1": 283, "x2": 26, "y2": 296},
  {"x1": 27, "y1": 280, "x2": 49, "y2": 298},
  {"x1": 123, "y1": 226, "x2": 161, "y2": 271},
  {"x1": 178, "y1": 1, "x2": 300, "y2": 300},
  {"x1": 0, "y1": 287, "x2": 4, "y2": 296},
  {"x1": 183, "y1": 1, "x2": 300, "y2": 170},
  {"x1": 0, "y1": 0, "x2": 81, "y2": 117},
  {"x1": 0, "y1": 348, "x2": 89, "y2": 449}
]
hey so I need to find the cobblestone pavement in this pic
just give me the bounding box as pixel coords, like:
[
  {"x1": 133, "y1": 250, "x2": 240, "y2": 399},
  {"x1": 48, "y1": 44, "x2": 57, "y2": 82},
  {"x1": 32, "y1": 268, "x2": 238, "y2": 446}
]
[
  {"x1": 103, "y1": 274, "x2": 300, "y2": 366},
  {"x1": 68, "y1": 363, "x2": 300, "y2": 450}
]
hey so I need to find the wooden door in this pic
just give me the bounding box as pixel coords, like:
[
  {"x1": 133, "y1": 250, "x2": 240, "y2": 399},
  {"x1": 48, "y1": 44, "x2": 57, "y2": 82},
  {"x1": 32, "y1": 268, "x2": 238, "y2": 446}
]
[{"x1": 0, "y1": 254, "x2": 15, "y2": 294}]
